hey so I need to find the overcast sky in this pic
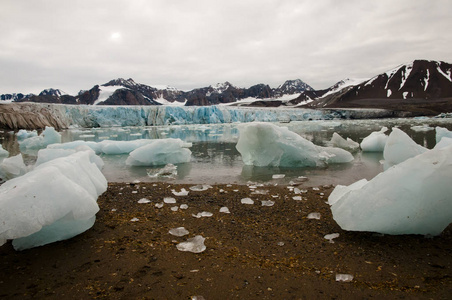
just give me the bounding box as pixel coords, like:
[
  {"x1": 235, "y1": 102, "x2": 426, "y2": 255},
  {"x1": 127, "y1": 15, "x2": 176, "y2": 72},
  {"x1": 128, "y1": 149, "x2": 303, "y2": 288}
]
[{"x1": 1, "y1": 0, "x2": 451, "y2": 95}]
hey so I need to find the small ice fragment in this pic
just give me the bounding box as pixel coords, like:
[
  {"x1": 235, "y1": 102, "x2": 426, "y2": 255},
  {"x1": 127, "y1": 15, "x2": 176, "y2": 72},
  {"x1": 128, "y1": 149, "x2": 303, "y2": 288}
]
[
  {"x1": 219, "y1": 189, "x2": 225, "y2": 193},
  {"x1": 261, "y1": 200, "x2": 275, "y2": 207},
  {"x1": 192, "y1": 212, "x2": 213, "y2": 218},
  {"x1": 251, "y1": 189, "x2": 268, "y2": 195},
  {"x1": 176, "y1": 235, "x2": 206, "y2": 253},
  {"x1": 191, "y1": 295, "x2": 206, "y2": 300},
  {"x1": 277, "y1": 241, "x2": 285, "y2": 246},
  {"x1": 180, "y1": 204, "x2": 188, "y2": 210},
  {"x1": 111, "y1": 208, "x2": 117, "y2": 212},
  {"x1": 132, "y1": 191, "x2": 138, "y2": 194},
  {"x1": 138, "y1": 198, "x2": 151, "y2": 204},
  {"x1": 335, "y1": 273, "x2": 353, "y2": 282},
  {"x1": 164, "y1": 197, "x2": 177, "y2": 204},
  {"x1": 293, "y1": 188, "x2": 302, "y2": 194},
  {"x1": 241, "y1": 198, "x2": 254, "y2": 205},
  {"x1": 171, "y1": 206, "x2": 179, "y2": 212},
  {"x1": 133, "y1": 180, "x2": 141, "y2": 183},
  {"x1": 155, "y1": 203, "x2": 164, "y2": 208},
  {"x1": 130, "y1": 217, "x2": 139, "y2": 222},
  {"x1": 189, "y1": 185, "x2": 212, "y2": 191},
  {"x1": 293, "y1": 196, "x2": 302, "y2": 201},
  {"x1": 172, "y1": 188, "x2": 189, "y2": 196},
  {"x1": 219, "y1": 207, "x2": 230, "y2": 213},
  {"x1": 169, "y1": 227, "x2": 189, "y2": 237},
  {"x1": 233, "y1": 189, "x2": 239, "y2": 192},
  {"x1": 312, "y1": 187, "x2": 320, "y2": 191},
  {"x1": 272, "y1": 174, "x2": 285, "y2": 179},
  {"x1": 324, "y1": 233, "x2": 340, "y2": 243},
  {"x1": 307, "y1": 212, "x2": 321, "y2": 219},
  {"x1": 271, "y1": 195, "x2": 279, "y2": 198}
]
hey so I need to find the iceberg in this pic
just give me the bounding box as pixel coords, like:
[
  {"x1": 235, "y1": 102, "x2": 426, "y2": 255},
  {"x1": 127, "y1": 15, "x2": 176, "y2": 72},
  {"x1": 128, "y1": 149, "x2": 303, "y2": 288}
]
[
  {"x1": 328, "y1": 132, "x2": 359, "y2": 152},
  {"x1": 98, "y1": 139, "x2": 154, "y2": 155},
  {"x1": 125, "y1": 138, "x2": 192, "y2": 166},
  {"x1": 0, "y1": 144, "x2": 8, "y2": 157},
  {"x1": 18, "y1": 126, "x2": 61, "y2": 150},
  {"x1": 434, "y1": 137, "x2": 452, "y2": 149},
  {"x1": 360, "y1": 127, "x2": 388, "y2": 152},
  {"x1": 48, "y1": 140, "x2": 102, "y2": 153},
  {"x1": 0, "y1": 151, "x2": 107, "y2": 250},
  {"x1": 383, "y1": 128, "x2": 427, "y2": 168},
  {"x1": 330, "y1": 146, "x2": 452, "y2": 236},
  {"x1": 235, "y1": 122, "x2": 353, "y2": 167}
]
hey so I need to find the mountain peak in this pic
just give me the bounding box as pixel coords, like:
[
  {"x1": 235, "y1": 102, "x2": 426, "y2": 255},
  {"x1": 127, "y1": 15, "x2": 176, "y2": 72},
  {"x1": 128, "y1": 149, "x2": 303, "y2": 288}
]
[{"x1": 102, "y1": 78, "x2": 137, "y2": 87}]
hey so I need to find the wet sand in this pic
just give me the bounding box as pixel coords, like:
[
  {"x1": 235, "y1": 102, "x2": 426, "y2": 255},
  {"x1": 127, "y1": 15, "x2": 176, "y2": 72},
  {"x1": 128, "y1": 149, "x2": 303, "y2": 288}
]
[{"x1": 0, "y1": 182, "x2": 451, "y2": 299}]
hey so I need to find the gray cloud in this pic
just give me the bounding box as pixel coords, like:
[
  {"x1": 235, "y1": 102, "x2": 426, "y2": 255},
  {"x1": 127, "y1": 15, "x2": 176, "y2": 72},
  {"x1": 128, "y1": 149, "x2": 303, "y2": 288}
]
[{"x1": 1, "y1": 0, "x2": 451, "y2": 94}]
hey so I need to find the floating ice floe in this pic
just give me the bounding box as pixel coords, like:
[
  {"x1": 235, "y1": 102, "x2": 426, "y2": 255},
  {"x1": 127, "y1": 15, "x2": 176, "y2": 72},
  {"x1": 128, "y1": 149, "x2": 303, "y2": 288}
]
[
  {"x1": 176, "y1": 235, "x2": 206, "y2": 253},
  {"x1": 307, "y1": 212, "x2": 321, "y2": 220},
  {"x1": 360, "y1": 127, "x2": 388, "y2": 152},
  {"x1": 172, "y1": 188, "x2": 189, "y2": 196},
  {"x1": 236, "y1": 122, "x2": 353, "y2": 167},
  {"x1": 0, "y1": 154, "x2": 27, "y2": 180},
  {"x1": 16, "y1": 129, "x2": 38, "y2": 140},
  {"x1": 147, "y1": 163, "x2": 178, "y2": 178},
  {"x1": 98, "y1": 139, "x2": 154, "y2": 154},
  {"x1": 383, "y1": 128, "x2": 427, "y2": 168},
  {"x1": 435, "y1": 126, "x2": 452, "y2": 143},
  {"x1": 329, "y1": 145, "x2": 452, "y2": 236},
  {"x1": 125, "y1": 138, "x2": 192, "y2": 166},
  {"x1": 169, "y1": 227, "x2": 189, "y2": 237},
  {"x1": 0, "y1": 151, "x2": 107, "y2": 250},
  {"x1": 272, "y1": 174, "x2": 285, "y2": 179},
  {"x1": 328, "y1": 132, "x2": 360, "y2": 152},
  {"x1": 434, "y1": 137, "x2": 452, "y2": 149},
  {"x1": 324, "y1": 233, "x2": 340, "y2": 243},
  {"x1": 410, "y1": 125, "x2": 433, "y2": 132},
  {"x1": 241, "y1": 198, "x2": 254, "y2": 205},
  {"x1": 18, "y1": 126, "x2": 61, "y2": 150},
  {"x1": 0, "y1": 144, "x2": 9, "y2": 157}
]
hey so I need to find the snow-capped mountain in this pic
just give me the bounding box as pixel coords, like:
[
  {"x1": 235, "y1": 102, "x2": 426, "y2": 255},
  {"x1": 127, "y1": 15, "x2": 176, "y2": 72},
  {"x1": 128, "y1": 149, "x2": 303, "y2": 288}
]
[
  {"x1": 306, "y1": 60, "x2": 452, "y2": 110},
  {"x1": 39, "y1": 88, "x2": 67, "y2": 97}
]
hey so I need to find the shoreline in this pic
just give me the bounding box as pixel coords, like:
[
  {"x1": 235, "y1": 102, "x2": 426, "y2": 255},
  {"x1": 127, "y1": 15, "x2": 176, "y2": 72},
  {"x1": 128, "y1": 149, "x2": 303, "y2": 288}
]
[{"x1": 1, "y1": 182, "x2": 451, "y2": 299}]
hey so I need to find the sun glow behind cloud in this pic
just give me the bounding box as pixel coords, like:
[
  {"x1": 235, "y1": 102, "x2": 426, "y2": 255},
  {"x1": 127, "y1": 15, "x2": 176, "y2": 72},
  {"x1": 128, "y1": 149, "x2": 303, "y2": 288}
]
[{"x1": 110, "y1": 32, "x2": 121, "y2": 42}]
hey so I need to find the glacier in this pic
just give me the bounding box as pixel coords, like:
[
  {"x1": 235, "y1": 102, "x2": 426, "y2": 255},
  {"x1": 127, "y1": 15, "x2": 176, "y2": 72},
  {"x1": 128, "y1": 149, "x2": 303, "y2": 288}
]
[{"x1": 12, "y1": 103, "x2": 401, "y2": 129}]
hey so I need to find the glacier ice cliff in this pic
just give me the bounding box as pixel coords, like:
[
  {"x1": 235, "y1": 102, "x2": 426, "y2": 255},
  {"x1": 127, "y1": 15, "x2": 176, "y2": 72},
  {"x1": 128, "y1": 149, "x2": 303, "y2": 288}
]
[{"x1": 0, "y1": 103, "x2": 402, "y2": 129}]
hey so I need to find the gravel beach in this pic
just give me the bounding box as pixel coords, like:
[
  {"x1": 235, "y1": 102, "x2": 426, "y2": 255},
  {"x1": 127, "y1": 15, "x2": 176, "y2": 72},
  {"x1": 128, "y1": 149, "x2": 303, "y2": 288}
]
[{"x1": 1, "y1": 182, "x2": 451, "y2": 299}]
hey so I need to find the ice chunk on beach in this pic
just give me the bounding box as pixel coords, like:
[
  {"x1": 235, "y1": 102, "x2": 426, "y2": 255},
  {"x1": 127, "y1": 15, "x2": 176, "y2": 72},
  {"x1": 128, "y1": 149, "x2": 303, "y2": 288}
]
[
  {"x1": 324, "y1": 233, "x2": 340, "y2": 243},
  {"x1": 307, "y1": 212, "x2": 321, "y2": 220},
  {"x1": 164, "y1": 197, "x2": 177, "y2": 204},
  {"x1": 435, "y1": 126, "x2": 452, "y2": 143},
  {"x1": 19, "y1": 126, "x2": 61, "y2": 150},
  {"x1": 236, "y1": 122, "x2": 353, "y2": 167},
  {"x1": 241, "y1": 198, "x2": 254, "y2": 205},
  {"x1": 176, "y1": 235, "x2": 206, "y2": 253},
  {"x1": 192, "y1": 212, "x2": 213, "y2": 218},
  {"x1": 189, "y1": 185, "x2": 212, "y2": 191},
  {"x1": 0, "y1": 154, "x2": 27, "y2": 180},
  {"x1": 36, "y1": 147, "x2": 104, "y2": 170},
  {"x1": 169, "y1": 227, "x2": 189, "y2": 237},
  {"x1": 328, "y1": 132, "x2": 359, "y2": 151},
  {"x1": 220, "y1": 207, "x2": 230, "y2": 213},
  {"x1": 336, "y1": 274, "x2": 353, "y2": 282},
  {"x1": 330, "y1": 146, "x2": 452, "y2": 236},
  {"x1": 360, "y1": 127, "x2": 388, "y2": 152},
  {"x1": 172, "y1": 188, "x2": 189, "y2": 196},
  {"x1": 0, "y1": 151, "x2": 107, "y2": 250},
  {"x1": 383, "y1": 128, "x2": 427, "y2": 168},
  {"x1": 125, "y1": 138, "x2": 192, "y2": 166}
]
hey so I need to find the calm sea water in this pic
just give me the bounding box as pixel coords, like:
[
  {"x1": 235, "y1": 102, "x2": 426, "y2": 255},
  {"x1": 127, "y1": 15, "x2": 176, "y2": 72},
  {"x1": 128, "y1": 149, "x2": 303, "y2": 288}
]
[{"x1": 3, "y1": 117, "x2": 452, "y2": 187}]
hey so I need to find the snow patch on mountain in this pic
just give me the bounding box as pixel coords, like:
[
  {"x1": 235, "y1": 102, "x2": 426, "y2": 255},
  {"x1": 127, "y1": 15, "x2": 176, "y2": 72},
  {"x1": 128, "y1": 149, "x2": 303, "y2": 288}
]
[{"x1": 93, "y1": 86, "x2": 125, "y2": 105}]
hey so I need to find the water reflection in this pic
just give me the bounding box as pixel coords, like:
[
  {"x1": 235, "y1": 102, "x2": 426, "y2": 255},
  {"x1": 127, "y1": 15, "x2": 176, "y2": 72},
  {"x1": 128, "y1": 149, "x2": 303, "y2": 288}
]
[{"x1": 1, "y1": 117, "x2": 452, "y2": 186}]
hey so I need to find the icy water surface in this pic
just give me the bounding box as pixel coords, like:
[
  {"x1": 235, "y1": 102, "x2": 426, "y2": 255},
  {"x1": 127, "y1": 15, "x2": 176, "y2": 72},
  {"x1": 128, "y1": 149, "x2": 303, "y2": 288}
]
[{"x1": 4, "y1": 118, "x2": 452, "y2": 187}]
